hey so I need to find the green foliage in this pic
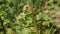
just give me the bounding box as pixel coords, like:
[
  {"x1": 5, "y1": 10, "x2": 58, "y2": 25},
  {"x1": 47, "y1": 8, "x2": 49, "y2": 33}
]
[{"x1": 0, "y1": 0, "x2": 60, "y2": 34}]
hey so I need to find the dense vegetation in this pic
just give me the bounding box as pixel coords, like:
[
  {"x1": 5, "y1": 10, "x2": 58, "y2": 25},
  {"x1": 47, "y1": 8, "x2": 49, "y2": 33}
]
[{"x1": 0, "y1": 0, "x2": 60, "y2": 34}]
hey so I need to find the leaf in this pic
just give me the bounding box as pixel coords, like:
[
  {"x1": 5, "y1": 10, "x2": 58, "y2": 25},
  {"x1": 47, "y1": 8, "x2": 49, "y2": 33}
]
[
  {"x1": 3, "y1": 19, "x2": 9, "y2": 25},
  {"x1": 0, "y1": 11, "x2": 6, "y2": 16},
  {"x1": 6, "y1": 28, "x2": 14, "y2": 34}
]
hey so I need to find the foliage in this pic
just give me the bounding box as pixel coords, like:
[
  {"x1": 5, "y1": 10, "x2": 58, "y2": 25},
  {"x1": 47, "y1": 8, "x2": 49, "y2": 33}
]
[{"x1": 0, "y1": 0, "x2": 60, "y2": 34}]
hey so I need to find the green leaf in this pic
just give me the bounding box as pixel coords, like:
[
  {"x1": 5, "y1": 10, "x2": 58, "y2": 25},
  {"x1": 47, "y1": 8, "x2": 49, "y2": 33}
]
[{"x1": 3, "y1": 19, "x2": 9, "y2": 25}]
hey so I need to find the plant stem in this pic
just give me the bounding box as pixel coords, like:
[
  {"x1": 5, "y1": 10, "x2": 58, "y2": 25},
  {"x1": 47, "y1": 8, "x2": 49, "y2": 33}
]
[{"x1": 31, "y1": 8, "x2": 39, "y2": 34}]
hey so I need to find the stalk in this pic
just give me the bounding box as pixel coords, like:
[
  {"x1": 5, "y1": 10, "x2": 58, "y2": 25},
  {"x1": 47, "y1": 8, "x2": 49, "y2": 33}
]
[{"x1": 31, "y1": 8, "x2": 39, "y2": 34}]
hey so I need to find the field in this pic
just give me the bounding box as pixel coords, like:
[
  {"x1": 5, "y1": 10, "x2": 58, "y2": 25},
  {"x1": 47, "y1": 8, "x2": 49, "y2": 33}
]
[{"x1": 0, "y1": 0, "x2": 60, "y2": 34}]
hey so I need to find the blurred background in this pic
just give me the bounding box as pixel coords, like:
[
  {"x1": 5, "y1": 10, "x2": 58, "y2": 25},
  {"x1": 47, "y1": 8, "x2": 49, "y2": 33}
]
[{"x1": 0, "y1": 0, "x2": 60, "y2": 34}]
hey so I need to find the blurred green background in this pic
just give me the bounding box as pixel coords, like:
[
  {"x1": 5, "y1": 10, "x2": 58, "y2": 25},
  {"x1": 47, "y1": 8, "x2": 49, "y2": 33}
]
[{"x1": 0, "y1": 0, "x2": 60, "y2": 34}]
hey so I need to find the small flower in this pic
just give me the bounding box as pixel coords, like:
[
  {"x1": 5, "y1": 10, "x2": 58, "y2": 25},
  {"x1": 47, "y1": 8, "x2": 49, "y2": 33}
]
[
  {"x1": 23, "y1": 4, "x2": 32, "y2": 12},
  {"x1": 16, "y1": 12, "x2": 25, "y2": 19},
  {"x1": 23, "y1": 5, "x2": 30, "y2": 11},
  {"x1": 20, "y1": 12, "x2": 25, "y2": 16}
]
